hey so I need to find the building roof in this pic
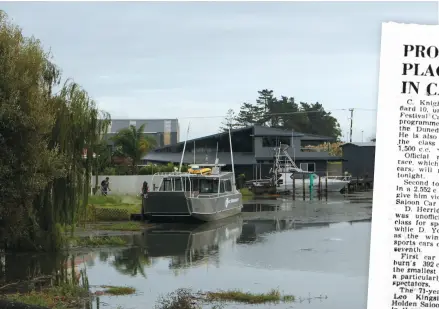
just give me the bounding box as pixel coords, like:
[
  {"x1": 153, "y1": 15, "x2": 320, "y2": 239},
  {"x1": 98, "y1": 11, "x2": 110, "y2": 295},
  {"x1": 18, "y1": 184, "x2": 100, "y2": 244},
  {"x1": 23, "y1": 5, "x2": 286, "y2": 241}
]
[
  {"x1": 144, "y1": 152, "x2": 257, "y2": 165},
  {"x1": 144, "y1": 152, "x2": 343, "y2": 164},
  {"x1": 341, "y1": 142, "x2": 376, "y2": 147},
  {"x1": 253, "y1": 126, "x2": 335, "y2": 141},
  {"x1": 152, "y1": 125, "x2": 335, "y2": 151},
  {"x1": 111, "y1": 118, "x2": 178, "y2": 121}
]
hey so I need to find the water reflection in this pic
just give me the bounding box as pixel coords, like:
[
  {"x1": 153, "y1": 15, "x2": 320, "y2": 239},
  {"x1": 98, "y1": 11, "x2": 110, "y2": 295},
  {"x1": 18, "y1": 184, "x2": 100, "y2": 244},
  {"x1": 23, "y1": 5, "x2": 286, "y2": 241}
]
[
  {"x1": 143, "y1": 216, "x2": 243, "y2": 269},
  {"x1": 0, "y1": 218, "x2": 371, "y2": 309}
]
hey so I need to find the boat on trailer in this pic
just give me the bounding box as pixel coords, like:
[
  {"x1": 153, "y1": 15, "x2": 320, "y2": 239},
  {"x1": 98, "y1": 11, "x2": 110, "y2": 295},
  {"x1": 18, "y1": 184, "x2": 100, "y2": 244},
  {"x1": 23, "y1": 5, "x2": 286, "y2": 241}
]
[{"x1": 143, "y1": 128, "x2": 243, "y2": 222}]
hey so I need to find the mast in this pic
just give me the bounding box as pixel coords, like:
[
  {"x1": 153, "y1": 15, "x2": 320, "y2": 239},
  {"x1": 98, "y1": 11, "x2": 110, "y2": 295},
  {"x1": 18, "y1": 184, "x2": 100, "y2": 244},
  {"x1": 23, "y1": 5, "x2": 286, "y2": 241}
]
[
  {"x1": 215, "y1": 142, "x2": 219, "y2": 164},
  {"x1": 228, "y1": 128, "x2": 236, "y2": 188},
  {"x1": 193, "y1": 141, "x2": 196, "y2": 164},
  {"x1": 179, "y1": 122, "x2": 190, "y2": 172}
]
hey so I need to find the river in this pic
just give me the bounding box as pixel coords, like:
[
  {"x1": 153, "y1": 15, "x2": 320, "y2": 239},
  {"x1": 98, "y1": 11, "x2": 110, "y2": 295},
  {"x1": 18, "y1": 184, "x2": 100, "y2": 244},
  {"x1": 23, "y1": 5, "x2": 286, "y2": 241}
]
[{"x1": 1, "y1": 194, "x2": 373, "y2": 309}]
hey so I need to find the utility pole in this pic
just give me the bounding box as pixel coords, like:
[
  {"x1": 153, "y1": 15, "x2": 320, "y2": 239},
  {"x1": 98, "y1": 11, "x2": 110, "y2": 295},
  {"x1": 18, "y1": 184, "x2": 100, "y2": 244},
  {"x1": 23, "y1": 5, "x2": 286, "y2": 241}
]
[{"x1": 348, "y1": 108, "x2": 354, "y2": 143}]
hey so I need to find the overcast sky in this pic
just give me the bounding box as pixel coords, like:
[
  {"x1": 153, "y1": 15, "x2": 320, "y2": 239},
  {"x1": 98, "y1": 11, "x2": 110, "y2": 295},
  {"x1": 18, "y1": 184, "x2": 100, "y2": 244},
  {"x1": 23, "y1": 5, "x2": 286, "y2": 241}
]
[{"x1": 2, "y1": 1, "x2": 438, "y2": 141}]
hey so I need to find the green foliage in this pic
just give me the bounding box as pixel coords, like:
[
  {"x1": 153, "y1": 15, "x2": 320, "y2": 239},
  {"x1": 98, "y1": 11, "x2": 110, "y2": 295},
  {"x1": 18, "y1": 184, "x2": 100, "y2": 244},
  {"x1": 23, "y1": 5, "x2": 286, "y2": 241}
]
[
  {"x1": 138, "y1": 163, "x2": 188, "y2": 175},
  {"x1": 96, "y1": 222, "x2": 143, "y2": 231},
  {"x1": 86, "y1": 195, "x2": 140, "y2": 221},
  {"x1": 101, "y1": 286, "x2": 136, "y2": 295},
  {"x1": 205, "y1": 288, "x2": 295, "y2": 304},
  {"x1": 102, "y1": 167, "x2": 116, "y2": 175},
  {"x1": 111, "y1": 123, "x2": 157, "y2": 173},
  {"x1": 0, "y1": 12, "x2": 109, "y2": 251},
  {"x1": 239, "y1": 188, "x2": 254, "y2": 197},
  {"x1": 219, "y1": 108, "x2": 240, "y2": 132},
  {"x1": 69, "y1": 236, "x2": 127, "y2": 247},
  {"x1": 230, "y1": 89, "x2": 342, "y2": 139}
]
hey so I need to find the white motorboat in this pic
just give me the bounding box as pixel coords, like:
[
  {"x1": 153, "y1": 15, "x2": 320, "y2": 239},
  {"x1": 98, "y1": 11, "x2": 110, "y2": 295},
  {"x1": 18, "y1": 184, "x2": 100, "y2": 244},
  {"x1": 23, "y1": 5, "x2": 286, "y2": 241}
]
[
  {"x1": 272, "y1": 144, "x2": 351, "y2": 193},
  {"x1": 144, "y1": 127, "x2": 243, "y2": 222}
]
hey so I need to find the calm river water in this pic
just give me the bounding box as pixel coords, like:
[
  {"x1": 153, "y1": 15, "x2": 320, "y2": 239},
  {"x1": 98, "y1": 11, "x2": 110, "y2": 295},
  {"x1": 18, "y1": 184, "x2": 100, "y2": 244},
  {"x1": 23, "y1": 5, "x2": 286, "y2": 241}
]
[
  {"x1": 89, "y1": 217, "x2": 369, "y2": 309},
  {"x1": 1, "y1": 215, "x2": 372, "y2": 309}
]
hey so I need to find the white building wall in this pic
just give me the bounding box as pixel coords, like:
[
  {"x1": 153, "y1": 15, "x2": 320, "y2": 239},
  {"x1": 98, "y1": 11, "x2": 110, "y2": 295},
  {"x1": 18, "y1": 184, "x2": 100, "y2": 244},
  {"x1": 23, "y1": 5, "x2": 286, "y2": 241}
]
[{"x1": 93, "y1": 175, "x2": 163, "y2": 195}]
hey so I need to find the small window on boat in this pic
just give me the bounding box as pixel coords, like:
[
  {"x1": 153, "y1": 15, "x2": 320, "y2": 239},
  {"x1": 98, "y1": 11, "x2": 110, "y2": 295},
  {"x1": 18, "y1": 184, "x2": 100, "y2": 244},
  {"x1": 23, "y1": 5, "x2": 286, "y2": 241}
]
[
  {"x1": 160, "y1": 179, "x2": 173, "y2": 191},
  {"x1": 191, "y1": 178, "x2": 199, "y2": 191},
  {"x1": 199, "y1": 179, "x2": 215, "y2": 194},
  {"x1": 184, "y1": 178, "x2": 191, "y2": 191},
  {"x1": 212, "y1": 179, "x2": 219, "y2": 193},
  {"x1": 224, "y1": 180, "x2": 232, "y2": 192},
  {"x1": 219, "y1": 181, "x2": 225, "y2": 193},
  {"x1": 174, "y1": 178, "x2": 183, "y2": 191}
]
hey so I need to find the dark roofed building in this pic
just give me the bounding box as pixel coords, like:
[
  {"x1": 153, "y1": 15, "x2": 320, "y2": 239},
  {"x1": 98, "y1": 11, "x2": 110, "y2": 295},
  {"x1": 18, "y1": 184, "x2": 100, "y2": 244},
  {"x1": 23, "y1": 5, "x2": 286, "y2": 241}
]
[
  {"x1": 341, "y1": 142, "x2": 376, "y2": 179},
  {"x1": 143, "y1": 125, "x2": 343, "y2": 180}
]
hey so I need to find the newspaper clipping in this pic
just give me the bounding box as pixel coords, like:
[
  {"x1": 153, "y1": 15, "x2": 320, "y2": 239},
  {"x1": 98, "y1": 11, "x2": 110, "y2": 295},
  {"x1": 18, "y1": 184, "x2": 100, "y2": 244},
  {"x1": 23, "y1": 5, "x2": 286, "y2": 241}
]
[{"x1": 367, "y1": 22, "x2": 439, "y2": 309}]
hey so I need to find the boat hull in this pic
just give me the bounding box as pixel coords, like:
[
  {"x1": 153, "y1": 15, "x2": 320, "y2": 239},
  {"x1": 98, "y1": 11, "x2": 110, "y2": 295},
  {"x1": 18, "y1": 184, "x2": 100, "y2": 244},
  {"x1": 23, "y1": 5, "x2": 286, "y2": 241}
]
[
  {"x1": 144, "y1": 191, "x2": 243, "y2": 222},
  {"x1": 191, "y1": 206, "x2": 242, "y2": 222},
  {"x1": 277, "y1": 179, "x2": 349, "y2": 193}
]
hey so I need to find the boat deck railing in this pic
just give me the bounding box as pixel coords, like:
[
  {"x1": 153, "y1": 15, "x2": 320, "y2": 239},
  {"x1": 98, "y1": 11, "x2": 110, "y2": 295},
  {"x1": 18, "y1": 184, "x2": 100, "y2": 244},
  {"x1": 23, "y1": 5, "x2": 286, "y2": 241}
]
[
  {"x1": 152, "y1": 171, "x2": 235, "y2": 178},
  {"x1": 326, "y1": 175, "x2": 351, "y2": 181}
]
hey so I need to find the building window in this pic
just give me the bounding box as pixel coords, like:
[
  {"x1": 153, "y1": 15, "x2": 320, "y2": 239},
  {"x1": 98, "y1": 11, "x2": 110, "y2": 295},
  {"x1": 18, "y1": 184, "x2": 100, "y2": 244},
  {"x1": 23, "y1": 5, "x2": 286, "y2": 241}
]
[
  {"x1": 262, "y1": 137, "x2": 290, "y2": 148},
  {"x1": 129, "y1": 120, "x2": 137, "y2": 127},
  {"x1": 300, "y1": 163, "x2": 316, "y2": 172}
]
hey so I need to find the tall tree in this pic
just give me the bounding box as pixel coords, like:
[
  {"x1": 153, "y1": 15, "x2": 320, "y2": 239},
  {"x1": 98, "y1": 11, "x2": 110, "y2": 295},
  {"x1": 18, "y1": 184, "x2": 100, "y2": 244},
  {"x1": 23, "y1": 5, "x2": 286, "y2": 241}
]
[
  {"x1": 234, "y1": 102, "x2": 262, "y2": 127},
  {"x1": 111, "y1": 124, "x2": 156, "y2": 173},
  {"x1": 219, "y1": 109, "x2": 241, "y2": 132},
  {"x1": 277, "y1": 96, "x2": 309, "y2": 131},
  {"x1": 254, "y1": 89, "x2": 278, "y2": 126},
  {"x1": 300, "y1": 102, "x2": 341, "y2": 139},
  {"x1": 231, "y1": 89, "x2": 342, "y2": 139}
]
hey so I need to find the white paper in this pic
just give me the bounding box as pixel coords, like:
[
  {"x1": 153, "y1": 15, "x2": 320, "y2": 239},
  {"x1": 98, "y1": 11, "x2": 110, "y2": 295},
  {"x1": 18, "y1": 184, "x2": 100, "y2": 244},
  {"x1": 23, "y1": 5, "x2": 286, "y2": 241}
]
[{"x1": 368, "y1": 22, "x2": 439, "y2": 309}]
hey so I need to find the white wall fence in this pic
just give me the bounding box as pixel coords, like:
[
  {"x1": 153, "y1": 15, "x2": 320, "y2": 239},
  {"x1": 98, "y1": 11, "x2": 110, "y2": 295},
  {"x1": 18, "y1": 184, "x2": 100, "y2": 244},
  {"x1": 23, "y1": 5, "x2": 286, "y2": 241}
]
[{"x1": 93, "y1": 175, "x2": 162, "y2": 195}]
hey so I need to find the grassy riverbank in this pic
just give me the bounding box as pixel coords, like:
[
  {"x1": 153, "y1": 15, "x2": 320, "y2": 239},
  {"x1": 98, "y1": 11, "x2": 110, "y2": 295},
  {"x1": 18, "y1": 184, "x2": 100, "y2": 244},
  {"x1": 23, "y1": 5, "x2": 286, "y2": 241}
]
[
  {"x1": 86, "y1": 195, "x2": 141, "y2": 221},
  {"x1": 155, "y1": 288, "x2": 295, "y2": 309},
  {"x1": 4, "y1": 285, "x2": 137, "y2": 309}
]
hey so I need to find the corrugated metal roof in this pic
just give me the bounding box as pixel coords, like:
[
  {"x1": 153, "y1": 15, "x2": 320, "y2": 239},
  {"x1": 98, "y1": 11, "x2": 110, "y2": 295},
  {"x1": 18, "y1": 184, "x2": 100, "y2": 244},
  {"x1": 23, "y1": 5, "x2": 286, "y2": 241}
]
[
  {"x1": 143, "y1": 152, "x2": 257, "y2": 165},
  {"x1": 341, "y1": 142, "x2": 376, "y2": 147}
]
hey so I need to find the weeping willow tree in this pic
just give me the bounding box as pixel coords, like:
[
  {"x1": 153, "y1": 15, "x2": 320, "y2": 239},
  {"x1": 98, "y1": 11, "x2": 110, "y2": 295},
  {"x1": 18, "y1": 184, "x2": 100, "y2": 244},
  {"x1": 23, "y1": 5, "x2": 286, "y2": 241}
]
[
  {"x1": 0, "y1": 11, "x2": 110, "y2": 251},
  {"x1": 31, "y1": 81, "x2": 111, "y2": 251}
]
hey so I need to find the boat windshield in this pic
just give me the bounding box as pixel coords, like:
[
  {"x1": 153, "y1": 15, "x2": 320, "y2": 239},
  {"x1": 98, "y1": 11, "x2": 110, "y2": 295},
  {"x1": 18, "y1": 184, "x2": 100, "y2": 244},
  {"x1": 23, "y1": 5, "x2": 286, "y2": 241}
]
[
  {"x1": 158, "y1": 176, "x2": 221, "y2": 193},
  {"x1": 199, "y1": 179, "x2": 219, "y2": 194}
]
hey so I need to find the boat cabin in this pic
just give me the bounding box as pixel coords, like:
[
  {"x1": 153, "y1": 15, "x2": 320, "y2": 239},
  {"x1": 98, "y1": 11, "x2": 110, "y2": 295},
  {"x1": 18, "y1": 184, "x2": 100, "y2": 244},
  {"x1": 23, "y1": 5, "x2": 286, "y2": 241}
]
[{"x1": 153, "y1": 164, "x2": 235, "y2": 196}]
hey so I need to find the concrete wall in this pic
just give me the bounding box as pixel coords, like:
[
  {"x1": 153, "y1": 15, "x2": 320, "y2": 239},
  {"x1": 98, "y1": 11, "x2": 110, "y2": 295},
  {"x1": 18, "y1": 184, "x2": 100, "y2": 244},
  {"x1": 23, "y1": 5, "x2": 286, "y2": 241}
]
[{"x1": 94, "y1": 175, "x2": 163, "y2": 195}]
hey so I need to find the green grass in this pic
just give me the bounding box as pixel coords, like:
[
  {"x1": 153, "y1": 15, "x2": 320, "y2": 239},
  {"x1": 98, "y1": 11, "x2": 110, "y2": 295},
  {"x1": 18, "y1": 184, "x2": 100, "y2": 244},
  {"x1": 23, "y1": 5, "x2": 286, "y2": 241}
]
[
  {"x1": 69, "y1": 236, "x2": 127, "y2": 248},
  {"x1": 205, "y1": 289, "x2": 295, "y2": 304},
  {"x1": 239, "y1": 188, "x2": 254, "y2": 197},
  {"x1": 93, "y1": 204, "x2": 140, "y2": 215},
  {"x1": 96, "y1": 222, "x2": 143, "y2": 231},
  {"x1": 5, "y1": 284, "x2": 89, "y2": 309},
  {"x1": 86, "y1": 195, "x2": 141, "y2": 221},
  {"x1": 88, "y1": 195, "x2": 141, "y2": 206},
  {"x1": 101, "y1": 286, "x2": 136, "y2": 295}
]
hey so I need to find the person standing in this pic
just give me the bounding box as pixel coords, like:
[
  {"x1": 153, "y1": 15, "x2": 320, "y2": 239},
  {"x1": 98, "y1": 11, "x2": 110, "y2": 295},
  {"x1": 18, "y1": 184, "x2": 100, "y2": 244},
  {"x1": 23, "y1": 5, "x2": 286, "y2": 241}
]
[
  {"x1": 140, "y1": 181, "x2": 149, "y2": 220},
  {"x1": 101, "y1": 177, "x2": 110, "y2": 196}
]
